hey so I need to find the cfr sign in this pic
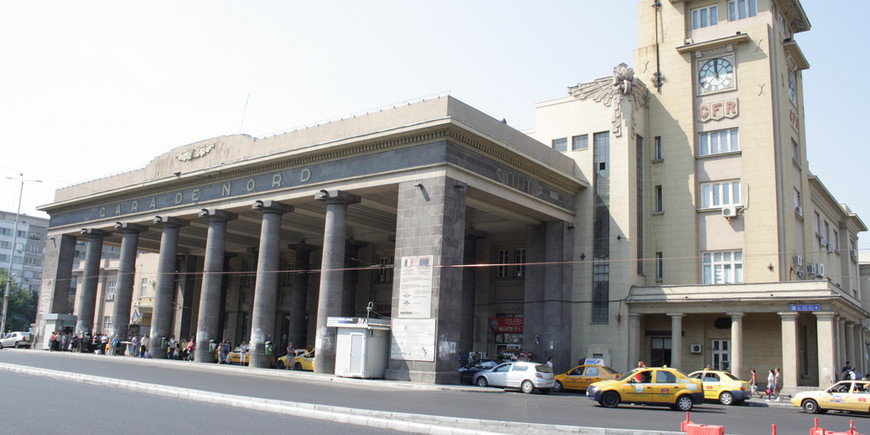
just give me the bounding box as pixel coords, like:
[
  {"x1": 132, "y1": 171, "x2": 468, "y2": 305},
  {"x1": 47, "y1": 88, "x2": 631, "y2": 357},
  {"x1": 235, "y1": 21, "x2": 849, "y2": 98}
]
[{"x1": 699, "y1": 99, "x2": 738, "y2": 122}]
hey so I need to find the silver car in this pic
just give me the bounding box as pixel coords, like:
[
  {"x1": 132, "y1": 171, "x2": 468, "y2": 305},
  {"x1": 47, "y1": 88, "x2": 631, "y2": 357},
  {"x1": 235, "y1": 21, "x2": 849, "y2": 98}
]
[
  {"x1": 472, "y1": 361, "x2": 555, "y2": 394},
  {"x1": 0, "y1": 331, "x2": 31, "y2": 349}
]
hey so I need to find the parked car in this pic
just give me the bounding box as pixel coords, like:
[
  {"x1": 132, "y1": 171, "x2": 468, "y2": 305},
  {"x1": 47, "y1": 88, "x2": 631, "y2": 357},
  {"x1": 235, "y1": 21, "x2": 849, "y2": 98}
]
[
  {"x1": 0, "y1": 331, "x2": 31, "y2": 349},
  {"x1": 458, "y1": 359, "x2": 498, "y2": 384},
  {"x1": 586, "y1": 367, "x2": 704, "y2": 411},
  {"x1": 215, "y1": 345, "x2": 274, "y2": 365},
  {"x1": 291, "y1": 349, "x2": 315, "y2": 371},
  {"x1": 276, "y1": 348, "x2": 310, "y2": 369},
  {"x1": 791, "y1": 380, "x2": 870, "y2": 414},
  {"x1": 553, "y1": 364, "x2": 620, "y2": 392},
  {"x1": 472, "y1": 361, "x2": 554, "y2": 394},
  {"x1": 688, "y1": 370, "x2": 751, "y2": 405}
]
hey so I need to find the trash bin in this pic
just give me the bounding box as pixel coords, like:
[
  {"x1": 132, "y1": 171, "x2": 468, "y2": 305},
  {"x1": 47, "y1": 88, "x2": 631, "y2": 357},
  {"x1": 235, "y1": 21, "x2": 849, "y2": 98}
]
[
  {"x1": 161, "y1": 337, "x2": 168, "y2": 350},
  {"x1": 265, "y1": 341, "x2": 273, "y2": 356},
  {"x1": 209, "y1": 340, "x2": 216, "y2": 353}
]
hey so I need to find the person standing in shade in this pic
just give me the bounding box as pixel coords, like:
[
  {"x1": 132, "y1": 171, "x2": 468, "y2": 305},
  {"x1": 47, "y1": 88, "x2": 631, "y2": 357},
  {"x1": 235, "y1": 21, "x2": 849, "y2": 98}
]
[
  {"x1": 285, "y1": 342, "x2": 295, "y2": 370},
  {"x1": 766, "y1": 369, "x2": 779, "y2": 402},
  {"x1": 546, "y1": 357, "x2": 553, "y2": 370}
]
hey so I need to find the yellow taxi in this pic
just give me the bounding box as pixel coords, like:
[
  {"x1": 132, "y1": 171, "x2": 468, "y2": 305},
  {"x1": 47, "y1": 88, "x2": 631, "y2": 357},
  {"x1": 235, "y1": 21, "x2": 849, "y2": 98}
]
[
  {"x1": 791, "y1": 380, "x2": 870, "y2": 414},
  {"x1": 688, "y1": 370, "x2": 752, "y2": 405},
  {"x1": 586, "y1": 367, "x2": 704, "y2": 411},
  {"x1": 292, "y1": 349, "x2": 316, "y2": 371},
  {"x1": 553, "y1": 365, "x2": 620, "y2": 392},
  {"x1": 276, "y1": 348, "x2": 309, "y2": 369}
]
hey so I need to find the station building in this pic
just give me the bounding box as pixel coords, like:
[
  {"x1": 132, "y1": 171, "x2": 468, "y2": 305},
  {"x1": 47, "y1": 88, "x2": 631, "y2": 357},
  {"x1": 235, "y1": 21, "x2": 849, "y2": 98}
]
[{"x1": 33, "y1": 0, "x2": 867, "y2": 392}]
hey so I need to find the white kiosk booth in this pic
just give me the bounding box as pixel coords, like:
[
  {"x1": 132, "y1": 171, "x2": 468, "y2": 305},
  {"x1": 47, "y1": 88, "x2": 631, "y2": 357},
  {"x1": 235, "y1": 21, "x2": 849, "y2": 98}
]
[{"x1": 327, "y1": 317, "x2": 391, "y2": 379}]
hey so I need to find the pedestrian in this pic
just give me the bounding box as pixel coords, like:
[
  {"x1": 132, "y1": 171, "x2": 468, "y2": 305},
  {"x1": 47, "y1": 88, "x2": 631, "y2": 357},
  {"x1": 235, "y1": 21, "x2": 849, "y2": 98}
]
[
  {"x1": 141, "y1": 335, "x2": 150, "y2": 358},
  {"x1": 546, "y1": 357, "x2": 554, "y2": 370},
  {"x1": 186, "y1": 337, "x2": 196, "y2": 361},
  {"x1": 842, "y1": 361, "x2": 853, "y2": 381},
  {"x1": 131, "y1": 335, "x2": 139, "y2": 358},
  {"x1": 100, "y1": 333, "x2": 109, "y2": 355},
  {"x1": 766, "y1": 369, "x2": 778, "y2": 402},
  {"x1": 239, "y1": 340, "x2": 248, "y2": 365},
  {"x1": 705, "y1": 364, "x2": 713, "y2": 371},
  {"x1": 285, "y1": 342, "x2": 295, "y2": 370},
  {"x1": 219, "y1": 339, "x2": 230, "y2": 364},
  {"x1": 749, "y1": 369, "x2": 759, "y2": 398},
  {"x1": 168, "y1": 335, "x2": 177, "y2": 359},
  {"x1": 774, "y1": 368, "x2": 783, "y2": 401}
]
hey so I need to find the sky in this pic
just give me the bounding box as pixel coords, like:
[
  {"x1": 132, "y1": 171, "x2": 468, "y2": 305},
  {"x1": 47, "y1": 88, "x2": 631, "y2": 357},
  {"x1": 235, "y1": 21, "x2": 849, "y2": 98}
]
[{"x1": 1, "y1": 1, "x2": 868, "y2": 249}]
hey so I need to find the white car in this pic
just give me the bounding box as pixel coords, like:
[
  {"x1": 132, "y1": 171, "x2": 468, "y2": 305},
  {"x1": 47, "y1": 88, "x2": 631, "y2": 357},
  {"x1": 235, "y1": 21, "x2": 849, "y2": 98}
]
[
  {"x1": 472, "y1": 361, "x2": 555, "y2": 394},
  {"x1": 0, "y1": 331, "x2": 31, "y2": 349}
]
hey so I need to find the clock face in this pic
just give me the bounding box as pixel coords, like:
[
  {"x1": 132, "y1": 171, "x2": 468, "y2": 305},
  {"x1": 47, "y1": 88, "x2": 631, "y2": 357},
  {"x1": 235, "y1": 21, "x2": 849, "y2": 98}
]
[{"x1": 698, "y1": 58, "x2": 734, "y2": 92}]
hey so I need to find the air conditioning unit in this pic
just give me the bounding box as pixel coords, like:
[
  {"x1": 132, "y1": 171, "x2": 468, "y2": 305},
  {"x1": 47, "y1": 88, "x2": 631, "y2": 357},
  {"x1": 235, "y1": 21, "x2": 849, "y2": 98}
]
[
  {"x1": 827, "y1": 243, "x2": 834, "y2": 253},
  {"x1": 817, "y1": 263, "x2": 826, "y2": 277},
  {"x1": 851, "y1": 249, "x2": 858, "y2": 261},
  {"x1": 806, "y1": 263, "x2": 817, "y2": 276},
  {"x1": 792, "y1": 255, "x2": 803, "y2": 266},
  {"x1": 795, "y1": 206, "x2": 802, "y2": 215},
  {"x1": 819, "y1": 237, "x2": 827, "y2": 248},
  {"x1": 689, "y1": 344, "x2": 702, "y2": 354},
  {"x1": 722, "y1": 205, "x2": 737, "y2": 218}
]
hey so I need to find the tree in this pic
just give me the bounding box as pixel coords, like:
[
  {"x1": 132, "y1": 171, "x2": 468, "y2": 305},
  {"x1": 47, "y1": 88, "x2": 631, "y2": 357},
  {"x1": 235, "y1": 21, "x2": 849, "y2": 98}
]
[{"x1": 0, "y1": 270, "x2": 38, "y2": 333}]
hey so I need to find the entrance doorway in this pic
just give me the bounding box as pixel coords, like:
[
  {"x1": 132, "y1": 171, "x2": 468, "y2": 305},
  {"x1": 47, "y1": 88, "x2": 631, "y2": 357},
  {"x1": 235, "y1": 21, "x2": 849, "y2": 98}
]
[
  {"x1": 711, "y1": 339, "x2": 730, "y2": 371},
  {"x1": 650, "y1": 337, "x2": 671, "y2": 367}
]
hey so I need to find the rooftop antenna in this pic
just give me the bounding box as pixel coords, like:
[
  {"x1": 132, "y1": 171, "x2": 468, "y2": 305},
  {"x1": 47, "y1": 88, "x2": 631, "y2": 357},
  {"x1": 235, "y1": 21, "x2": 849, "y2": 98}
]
[{"x1": 239, "y1": 93, "x2": 250, "y2": 133}]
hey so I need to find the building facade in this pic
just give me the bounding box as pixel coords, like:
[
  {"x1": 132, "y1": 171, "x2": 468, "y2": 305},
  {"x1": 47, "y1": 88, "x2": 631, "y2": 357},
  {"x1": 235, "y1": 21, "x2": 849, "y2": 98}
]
[
  {"x1": 1, "y1": 211, "x2": 48, "y2": 293},
  {"x1": 33, "y1": 0, "x2": 866, "y2": 391}
]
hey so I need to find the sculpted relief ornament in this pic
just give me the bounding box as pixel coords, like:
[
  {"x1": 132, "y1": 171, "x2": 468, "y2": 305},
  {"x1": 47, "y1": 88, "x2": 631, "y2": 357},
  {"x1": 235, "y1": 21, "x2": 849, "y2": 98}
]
[
  {"x1": 175, "y1": 143, "x2": 216, "y2": 162},
  {"x1": 568, "y1": 63, "x2": 648, "y2": 138}
]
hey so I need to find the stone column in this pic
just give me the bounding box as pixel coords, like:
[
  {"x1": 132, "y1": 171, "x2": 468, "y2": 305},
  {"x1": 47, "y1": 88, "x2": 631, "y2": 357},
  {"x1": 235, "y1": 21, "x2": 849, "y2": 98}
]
[
  {"x1": 845, "y1": 321, "x2": 856, "y2": 369},
  {"x1": 249, "y1": 200, "x2": 292, "y2": 369},
  {"x1": 74, "y1": 229, "x2": 110, "y2": 336},
  {"x1": 195, "y1": 209, "x2": 236, "y2": 363},
  {"x1": 628, "y1": 313, "x2": 642, "y2": 369},
  {"x1": 668, "y1": 313, "x2": 684, "y2": 370},
  {"x1": 727, "y1": 312, "x2": 744, "y2": 379},
  {"x1": 149, "y1": 216, "x2": 187, "y2": 359},
  {"x1": 111, "y1": 223, "x2": 146, "y2": 341},
  {"x1": 313, "y1": 190, "x2": 359, "y2": 374},
  {"x1": 838, "y1": 317, "x2": 847, "y2": 377},
  {"x1": 459, "y1": 232, "x2": 483, "y2": 358},
  {"x1": 33, "y1": 233, "x2": 77, "y2": 348},
  {"x1": 816, "y1": 312, "x2": 837, "y2": 386},
  {"x1": 340, "y1": 241, "x2": 366, "y2": 317},
  {"x1": 778, "y1": 312, "x2": 799, "y2": 392},
  {"x1": 288, "y1": 243, "x2": 316, "y2": 349}
]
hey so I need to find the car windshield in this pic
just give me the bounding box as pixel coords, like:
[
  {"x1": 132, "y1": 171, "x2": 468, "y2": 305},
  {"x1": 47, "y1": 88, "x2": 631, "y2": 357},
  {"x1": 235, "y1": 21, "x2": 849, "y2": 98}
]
[{"x1": 616, "y1": 369, "x2": 640, "y2": 382}]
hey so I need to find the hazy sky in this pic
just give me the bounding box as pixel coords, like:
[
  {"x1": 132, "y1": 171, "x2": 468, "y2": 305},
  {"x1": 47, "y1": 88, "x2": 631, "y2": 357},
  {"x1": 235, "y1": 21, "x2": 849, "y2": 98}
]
[{"x1": 1, "y1": 1, "x2": 867, "y2": 248}]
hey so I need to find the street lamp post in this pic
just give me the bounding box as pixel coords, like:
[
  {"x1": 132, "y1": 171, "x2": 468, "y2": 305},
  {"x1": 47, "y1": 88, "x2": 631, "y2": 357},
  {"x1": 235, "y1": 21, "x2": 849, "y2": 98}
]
[{"x1": 1, "y1": 173, "x2": 42, "y2": 335}]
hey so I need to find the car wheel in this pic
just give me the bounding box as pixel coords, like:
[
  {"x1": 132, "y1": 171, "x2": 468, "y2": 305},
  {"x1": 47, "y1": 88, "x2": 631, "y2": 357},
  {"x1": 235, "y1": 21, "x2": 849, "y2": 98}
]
[
  {"x1": 276, "y1": 360, "x2": 284, "y2": 369},
  {"x1": 521, "y1": 380, "x2": 535, "y2": 394},
  {"x1": 0, "y1": 343, "x2": 4, "y2": 350},
  {"x1": 803, "y1": 399, "x2": 820, "y2": 414},
  {"x1": 553, "y1": 381, "x2": 564, "y2": 393},
  {"x1": 476, "y1": 377, "x2": 488, "y2": 388},
  {"x1": 719, "y1": 391, "x2": 734, "y2": 405},
  {"x1": 601, "y1": 391, "x2": 620, "y2": 408},
  {"x1": 294, "y1": 362, "x2": 302, "y2": 370},
  {"x1": 675, "y1": 395, "x2": 694, "y2": 411}
]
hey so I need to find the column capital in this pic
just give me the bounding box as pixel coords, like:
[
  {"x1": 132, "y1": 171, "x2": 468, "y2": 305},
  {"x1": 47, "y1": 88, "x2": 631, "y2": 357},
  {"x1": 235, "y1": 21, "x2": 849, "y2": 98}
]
[
  {"x1": 629, "y1": 312, "x2": 642, "y2": 319},
  {"x1": 315, "y1": 189, "x2": 360, "y2": 205},
  {"x1": 777, "y1": 311, "x2": 799, "y2": 319},
  {"x1": 813, "y1": 311, "x2": 838, "y2": 321},
  {"x1": 152, "y1": 216, "x2": 188, "y2": 229},
  {"x1": 726, "y1": 312, "x2": 744, "y2": 319},
  {"x1": 80, "y1": 228, "x2": 112, "y2": 238},
  {"x1": 252, "y1": 200, "x2": 293, "y2": 215},
  {"x1": 114, "y1": 222, "x2": 147, "y2": 233},
  {"x1": 839, "y1": 317, "x2": 848, "y2": 325},
  {"x1": 666, "y1": 312, "x2": 685, "y2": 318},
  {"x1": 846, "y1": 320, "x2": 857, "y2": 327},
  {"x1": 198, "y1": 208, "x2": 237, "y2": 222}
]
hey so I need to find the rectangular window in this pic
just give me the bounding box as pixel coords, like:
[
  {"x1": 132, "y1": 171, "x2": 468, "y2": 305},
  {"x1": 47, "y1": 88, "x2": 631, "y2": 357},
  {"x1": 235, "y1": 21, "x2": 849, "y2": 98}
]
[
  {"x1": 692, "y1": 5, "x2": 718, "y2": 29},
  {"x1": 374, "y1": 256, "x2": 394, "y2": 284},
  {"x1": 654, "y1": 186, "x2": 663, "y2": 212},
  {"x1": 700, "y1": 180, "x2": 741, "y2": 208},
  {"x1": 698, "y1": 129, "x2": 739, "y2": 156},
  {"x1": 0, "y1": 228, "x2": 10, "y2": 236},
  {"x1": 514, "y1": 248, "x2": 526, "y2": 278},
  {"x1": 727, "y1": 0, "x2": 757, "y2": 21},
  {"x1": 814, "y1": 212, "x2": 821, "y2": 234},
  {"x1": 107, "y1": 280, "x2": 117, "y2": 300},
  {"x1": 833, "y1": 231, "x2": 839, "y2": 251},
  {"x1": 656, "y1": 252, "x2": 663, "y2": 281},
  {"x1": 572, "y1": 134, "x2": 588, "y2": 151},
  {"x1": 496, "y1": 249, "x2": 509, "y2": 278},
  {"x1": 17, "y1": 230, "x2": 26, "y2": 238},
  {"x1": 654, "y1": 136, "x2": 662, "y2": 160},
  {"x1": 103, "y1": 316, "x2": 112, "y2": 332},
  {"x1": 824, "y1": 222, "x2": 830, "y2": 244},
  {"x1": 711, "y1": 339, "x2": 731, "y2": 371},
  {"x1": 792, "y1": 140, "x2": 800, "y2": 162},
  {"x1": 793, "y1": 190, "x2": 801, "y2": 215},
  {"x1": 552, "y1": 138, "x2": 567, "y2": 152},
  {"x1": 702, "y1": 251, "x2": 744, "y2": 284}
]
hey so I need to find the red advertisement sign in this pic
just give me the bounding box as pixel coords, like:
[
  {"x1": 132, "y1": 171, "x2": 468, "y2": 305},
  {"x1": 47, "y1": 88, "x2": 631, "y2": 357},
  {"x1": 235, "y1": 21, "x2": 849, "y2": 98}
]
[{"x1": 489, "y1": 317, "x2": 524, "y2": 333}]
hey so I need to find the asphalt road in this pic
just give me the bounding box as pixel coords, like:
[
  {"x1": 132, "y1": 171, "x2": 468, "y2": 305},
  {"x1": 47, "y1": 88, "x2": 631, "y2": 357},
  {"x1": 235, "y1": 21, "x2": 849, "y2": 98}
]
[
  {"x1": 1, "y1": 349, "x2": 868, "y2": 434},
  {"x1": 0, "y1": 369, "x2": 391, "y2": 435}
]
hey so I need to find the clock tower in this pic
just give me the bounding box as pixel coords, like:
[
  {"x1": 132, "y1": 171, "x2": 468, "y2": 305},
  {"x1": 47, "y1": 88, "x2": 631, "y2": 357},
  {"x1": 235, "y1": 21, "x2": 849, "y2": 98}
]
[{"x1": 633, "y1": 0, "x2": 812, "y2": 285}]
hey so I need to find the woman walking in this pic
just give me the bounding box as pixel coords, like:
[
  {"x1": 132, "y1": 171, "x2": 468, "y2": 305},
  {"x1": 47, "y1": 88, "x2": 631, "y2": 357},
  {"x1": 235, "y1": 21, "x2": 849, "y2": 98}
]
[{"x1": 766, "y1": 369, "x2": 779, "y2": 402}]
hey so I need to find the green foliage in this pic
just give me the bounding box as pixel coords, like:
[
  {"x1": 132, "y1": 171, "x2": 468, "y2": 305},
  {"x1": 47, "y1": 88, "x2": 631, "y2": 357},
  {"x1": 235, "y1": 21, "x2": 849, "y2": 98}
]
[{"x1": 0, "y1": 270, "x2": 37, "y2": 333}]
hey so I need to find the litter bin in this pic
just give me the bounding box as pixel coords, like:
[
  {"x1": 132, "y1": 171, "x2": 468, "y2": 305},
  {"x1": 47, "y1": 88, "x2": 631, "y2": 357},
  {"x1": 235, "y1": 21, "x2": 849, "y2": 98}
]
[
  {"x1": 161, "y1": 337, "x2": 168, "y2": 350},
  {"x1": 328, "y1": 317, "x2": 391, "y2": 379},
  {"x1": 265, "y1": 341, "x2": 273, "y2": 356},
  {"x1": 209, "y1": 340, "x2": 216, "y2": 353}
]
